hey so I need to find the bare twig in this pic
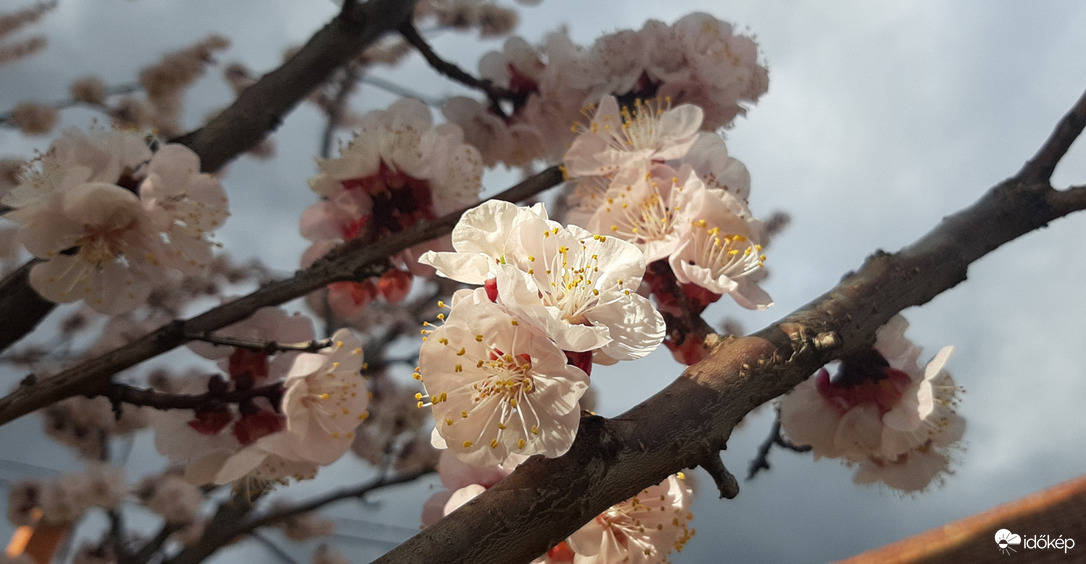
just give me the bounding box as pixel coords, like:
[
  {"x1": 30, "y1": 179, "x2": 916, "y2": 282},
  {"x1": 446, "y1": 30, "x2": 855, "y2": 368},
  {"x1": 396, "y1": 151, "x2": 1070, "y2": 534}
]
[
  {"x1": 0, "y1": 82, "x2": 141, "y2": 127},
  {"x1": 107, "y1": 381, "x2": 283, "y2": 412},
  {"x1": 185, "y1": 331, "x2": 334, "y2": 353},
  {"x1": 237, "y1": 465, "x2": 435, "y2": 537},
  {"x1": 746, "y1": 414, "x2": 810, "y2": 481},
  {"x1": 398, "y1": 21, "x2": 515, "y2": 118},
  {"x1": 163, "y1": 466, "x2": 434, "y2": 564}
]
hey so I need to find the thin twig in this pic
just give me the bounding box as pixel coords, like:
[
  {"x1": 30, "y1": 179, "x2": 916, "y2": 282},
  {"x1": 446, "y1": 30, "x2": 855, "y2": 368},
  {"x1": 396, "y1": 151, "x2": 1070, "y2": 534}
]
[
  {"x1": 0, "y1": 82, "x2": 142, "y2": 127},
  {"x1": 249, "y1": 531, "x2": 300, "y2": 564},
  {"x1": 747, "y1": 413, "x2": 810, "y2": 481},
  {"x1": 235, "y1": 465, "x2": 435, "y2": 538},
  {"x1": 185, "y1": 331, "x2": 334, "y2": 353},
  {"x1": 361, "y1": 74, "x2": 445, "y2": 106},
  {"x1": 398, "y1": 21, "x2": 515, "y2": 118},
  {"x1": 108, "y1": 381, "x2": 283, "y2": 411}
]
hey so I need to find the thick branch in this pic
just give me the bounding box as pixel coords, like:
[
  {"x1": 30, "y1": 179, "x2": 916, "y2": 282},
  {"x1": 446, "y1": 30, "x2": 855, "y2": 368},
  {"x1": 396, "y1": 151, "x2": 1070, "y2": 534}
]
[
  {"x1": 0, "y1": 167, "x2": 563, "y2": 426},
  {"x1": 173, "y1": 0, "x2": 419, "y2": 173},
  {"x1": 373, "y1": 91, "x2": 1086, "y2": 564}
]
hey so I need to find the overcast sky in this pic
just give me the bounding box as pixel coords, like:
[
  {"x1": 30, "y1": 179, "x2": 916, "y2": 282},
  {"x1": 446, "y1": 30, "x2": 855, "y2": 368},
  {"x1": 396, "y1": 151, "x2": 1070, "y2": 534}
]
[{"x1": 2, "y1": 1, "x2": 1086, "y2": 562}]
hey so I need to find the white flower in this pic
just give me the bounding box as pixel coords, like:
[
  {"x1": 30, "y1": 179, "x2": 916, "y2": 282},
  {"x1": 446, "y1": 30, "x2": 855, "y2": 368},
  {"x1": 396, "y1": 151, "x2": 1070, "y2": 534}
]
[
  {"x1": 1, "y1": 128, "x2": 151, "y2": 209},
  {"x1": 419, "y1": 199, "x2": 552, "y2": 285},
  {"x1": 852, "y1": 443, "x2": 955, "y2": 493},
  {"x1": 419, "y1": 288, "x2": 589, "y2": 467},
  {"x1": 680, "y1": 133, "x2": 751, "y2": 200},
  {"x1": 422, "y1": 200, "x2": 665, "y2": 363},
  {"x1": 268, "y1": 328, "x2": 370, "y2": 465},
  {"x1": 564, "y1": 96, "x2": 702, "y2": 179},
  {"x1": 668, "y1": 186, "x2": 771, "y2": 310},
  {"x1": 879, "y1": 346, "x2": 965, "y2": 458},
  {"x1": 138, "y1": 143, "x2": 230, "y2": 273},
  {"x1": 13, "y1": 181, "x2": 168, "y2": 313},
  {"x1": 580, "y1": 164, "x2": 704, "y2": 262},
  {"x1": 2, "y1": 130, "x2": 227, "y2": 313},
  {"x1": 497, "y1": 219, "x2": 663, "y2": 361},
  {"x1": 568, "y1": 473, "x2": 695, "y2": 564}
]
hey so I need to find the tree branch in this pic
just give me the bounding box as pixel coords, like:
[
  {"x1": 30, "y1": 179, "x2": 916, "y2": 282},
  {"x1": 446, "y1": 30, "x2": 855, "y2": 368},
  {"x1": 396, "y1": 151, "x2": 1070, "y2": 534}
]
[
  {"x1": 173, "y1": 0, "x2": 420, "y2": 173},
  {"x1": 372, "y1": 90, "x2": 1086, "y2": 564},
  {"x1": 107, "y1": 381, "x2": 283, "y2": 412},
  {"x1": 0, "y1": 166, "x2": 563, "y2": 426},
  {"x1": 1017, "y1": 87, "x2": 1086, "y2": 183}
]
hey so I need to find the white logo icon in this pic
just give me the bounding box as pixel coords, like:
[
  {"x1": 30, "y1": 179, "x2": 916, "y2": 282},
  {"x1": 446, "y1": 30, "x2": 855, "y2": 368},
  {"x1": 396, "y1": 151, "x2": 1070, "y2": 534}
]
[{"x1": 995, "y1": 529, "x2": 1022, "y2": 555}]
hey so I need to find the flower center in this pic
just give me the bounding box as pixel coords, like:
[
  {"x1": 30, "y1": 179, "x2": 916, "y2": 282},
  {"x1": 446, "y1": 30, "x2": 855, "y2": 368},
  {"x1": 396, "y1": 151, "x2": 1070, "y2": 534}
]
[
  {"x1": 540, "y1": 236, "x2": 605, "y2": 325},
  {"x1": 687, "y1": 219, "x2": 765, "y2": 279}
]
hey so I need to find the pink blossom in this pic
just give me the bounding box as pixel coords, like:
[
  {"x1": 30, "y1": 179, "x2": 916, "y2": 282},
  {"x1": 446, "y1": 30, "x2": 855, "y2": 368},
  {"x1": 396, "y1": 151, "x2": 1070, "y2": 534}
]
[
  {"x1": 778, "y1": 316, "x2": 965, "y2": 491},
  {"x1": 303, "y1": 98, "x2": 482, "y2": 274}
]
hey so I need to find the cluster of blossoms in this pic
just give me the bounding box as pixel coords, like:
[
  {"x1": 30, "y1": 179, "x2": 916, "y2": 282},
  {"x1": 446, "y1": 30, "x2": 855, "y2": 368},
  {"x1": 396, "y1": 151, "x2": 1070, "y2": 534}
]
[
  {"x1": 414, "y1": 198, "x2": 698, "y2": 561},
  {"x1": 0, "y1": 128, "x2": 229, "y2": 314},
  {"x1": 417, "y1": 199, "x2": 663, "y2": 465},
  {"x1": 301, "y1": 98, "x2": 483, "y2": 320},
  {"x1": 779, "y1": 316, "x2": 966, "y2": 492},
  {"x1": 561, "y1": 95, "x2": 771, "y2": 364},
  {"x1": 443, "y1": 12, "x2": 768, "y2": 167},
  {"x1": 153, "y1": 308, "x2": 369, "y2": 487}
]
